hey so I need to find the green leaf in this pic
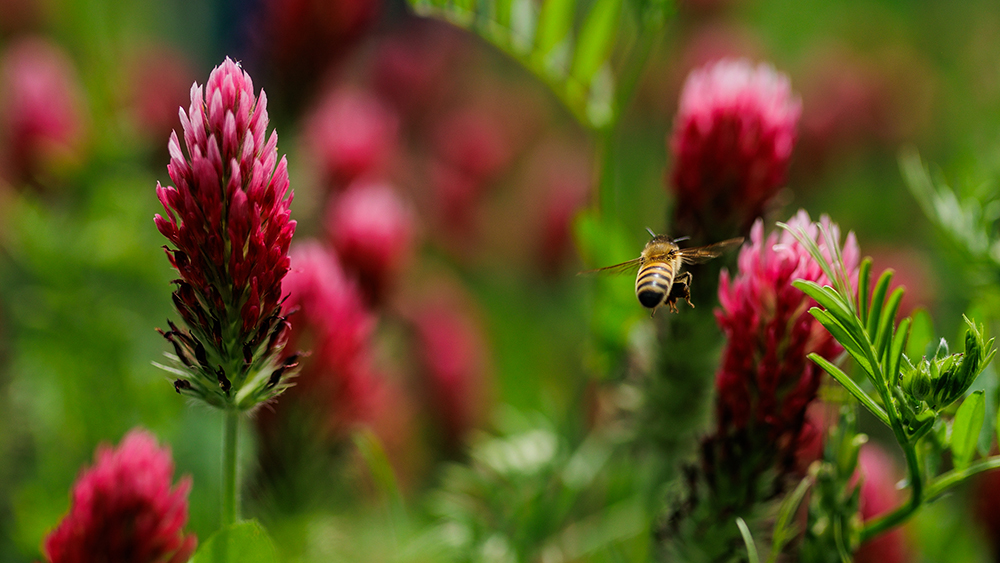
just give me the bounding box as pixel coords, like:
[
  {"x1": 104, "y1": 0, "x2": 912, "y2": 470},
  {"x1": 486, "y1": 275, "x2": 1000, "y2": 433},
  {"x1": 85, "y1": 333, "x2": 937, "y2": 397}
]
[
  {"x1": 535, "y1": 0, "x2": 575, "y2": 60},
  {"x1": 952, "y1": 390, "x2": 986, "y2": 470},
  {"x1": 866, "y1": 269, "x2": 894, "y2": 340},
  {"x1": 858, "y1": 258, "x2": 872, "y2": 326},
  {"x1": 570, "y1": 0, "x2": 622, "y2": 85},
  {"x1": 809, "y1": 353, "x2": 890, "y2": 426},
  {"x1": 887, "y1": 317, "x2": 911, "y2": 388},
  {"x1": 810, "y1": 308, "x2": 873, "y2": 377},
  {"x1": 189, "y1": 520, "x2": 279, "y2": 563},
  {"x1": 768, "y1": 475, "x2": 813, "y2": 563},
  {"x1": 874, "y1": 287, "x2": 905, "y2": 368},
  {"x1": 736, "y1": 517, "x2": 760, "y2": 563}
]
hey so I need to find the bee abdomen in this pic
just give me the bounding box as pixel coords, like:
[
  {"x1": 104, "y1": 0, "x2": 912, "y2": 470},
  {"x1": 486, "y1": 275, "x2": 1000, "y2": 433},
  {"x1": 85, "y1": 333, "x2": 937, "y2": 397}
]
[{"x1": 635, "y1": 263, "x2": 675, "y2": 309}]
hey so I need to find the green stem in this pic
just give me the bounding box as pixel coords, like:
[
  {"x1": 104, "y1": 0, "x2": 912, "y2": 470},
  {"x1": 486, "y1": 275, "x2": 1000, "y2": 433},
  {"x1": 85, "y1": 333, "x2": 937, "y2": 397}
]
[
  {"x1": 222, "y1": 409, "x2": 240, "y2": 528},
  {"x1": 925, "y1": 455, "x2": 1000, "y2": 501},
  {"x1": 858, "y1": 433, "x2": 922, "y2": 543}
]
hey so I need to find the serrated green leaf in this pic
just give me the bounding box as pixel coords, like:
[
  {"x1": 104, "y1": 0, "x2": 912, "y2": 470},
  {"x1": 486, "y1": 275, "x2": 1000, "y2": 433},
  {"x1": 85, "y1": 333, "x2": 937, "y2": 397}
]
[
  {"x1": 535, "y1": 0, "x2": 574, "y2": 59},
  {"x1": 570, "y1": 0, "x2": 622, "y2": 85},
  {"x1": 190, "y1": 520, "x2": 279, "y2": 563},
  {"x1": 858, "y1": 258, "x2": 872, "y2": 325},
  {"x1": 809, "y1": 353, "x2": 889, "y2": 426},
  {"x1": 953, "y1": 390, "x2": 986, "y2": 470},
  {"x1": 866, "y1": 269, "x2": 894, "y2": 340}
]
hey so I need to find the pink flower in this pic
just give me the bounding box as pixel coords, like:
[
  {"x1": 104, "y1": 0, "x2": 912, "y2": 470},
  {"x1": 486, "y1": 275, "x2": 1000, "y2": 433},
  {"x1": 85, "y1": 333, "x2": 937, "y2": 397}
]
[
  {"x1": 669, "y1": 58, "x2": 800, "y2": 238},
  {"x1": 304, "y1": 87, "x2": 398, "y2": 190},
  {"x1": 715, "y1": 210, "x2": 858, "y2": 453},
  {"x1": 282, "y1": 241, "x2": 375, "y2": 396},
  {"x1": 411, "y1": 294, "x2": 490, "y2": 450},
  {"x1": 44, "y1": 429, "x2": 196, "y2": 563},
  {"x1": 326, "y1": 180, "x2": 414, "y2": 305},
  {"x1": 432, "y1": 106, "x2": 513, "y2": 183},
  {"x1": 154, "y1": 58, "x2": 297, "y2": 409},
  {"x1": 0, "y1": 36, "x2": 86, "y2": 185},
  {"x1": 854, "y1": 444, "x2": 910, "y2": 563}
]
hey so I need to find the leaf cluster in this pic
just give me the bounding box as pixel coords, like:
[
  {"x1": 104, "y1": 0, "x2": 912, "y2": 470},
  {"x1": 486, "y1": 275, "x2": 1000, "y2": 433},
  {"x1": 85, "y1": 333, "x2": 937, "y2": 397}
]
[{"x1": 406, "y1": 0, "x2": 668, "y2": 129}]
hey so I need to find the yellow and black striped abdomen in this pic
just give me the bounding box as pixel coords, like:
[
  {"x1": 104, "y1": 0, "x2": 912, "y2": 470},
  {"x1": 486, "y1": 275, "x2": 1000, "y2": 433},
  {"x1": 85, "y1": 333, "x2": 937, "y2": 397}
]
[{"x1": 635, "y1": 260, "x2": 676, "y2": 309}]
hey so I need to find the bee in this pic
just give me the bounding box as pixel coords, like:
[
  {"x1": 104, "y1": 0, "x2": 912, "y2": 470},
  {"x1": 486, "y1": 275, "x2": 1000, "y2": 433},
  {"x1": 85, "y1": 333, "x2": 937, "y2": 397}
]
[{"x1": 582, "y1": 229, "x2": 743, "y2": 317}]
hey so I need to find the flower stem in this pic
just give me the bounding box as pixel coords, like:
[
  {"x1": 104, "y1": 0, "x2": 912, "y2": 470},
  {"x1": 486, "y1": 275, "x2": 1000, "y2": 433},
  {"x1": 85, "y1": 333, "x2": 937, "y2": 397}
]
[
  {"x1": 859, "y1": 436, "x2": 922, "y2": 543},
  {"x1": 925, "y1": 455, "x2": 1000, "y2": 501},
  {"x1": 222, "y1": 409, "x2": 240, "y2": 528}
]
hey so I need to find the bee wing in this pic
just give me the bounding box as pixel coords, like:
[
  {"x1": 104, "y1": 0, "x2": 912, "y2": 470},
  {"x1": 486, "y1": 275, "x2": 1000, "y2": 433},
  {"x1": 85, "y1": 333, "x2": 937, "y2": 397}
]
[
  {"x1": 679, "y1": 237, "x2": 745, "y2": 264},
  {"x1": 578, "y1": 257, "x2": 644, "y2": 276}
]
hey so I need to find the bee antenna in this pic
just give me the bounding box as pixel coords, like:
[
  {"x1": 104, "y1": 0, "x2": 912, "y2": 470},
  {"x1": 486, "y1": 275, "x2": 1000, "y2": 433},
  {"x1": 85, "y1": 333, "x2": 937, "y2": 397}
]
[
  {"x1": 645, "y1": 227, "x2": 657, "y2": 238},
  {"x1": 672, "y1": 236, "x2": 690, "y2": 243}
]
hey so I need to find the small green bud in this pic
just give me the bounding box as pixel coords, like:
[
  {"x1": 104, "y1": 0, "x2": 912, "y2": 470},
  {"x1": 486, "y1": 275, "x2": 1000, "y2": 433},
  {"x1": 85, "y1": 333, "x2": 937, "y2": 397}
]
[
  {"x1": 901, "y1": 363, "x2": 932, "y2": 401},
  {"x1": 933, "y1": 337, "x2": 949, "y2": 360}
]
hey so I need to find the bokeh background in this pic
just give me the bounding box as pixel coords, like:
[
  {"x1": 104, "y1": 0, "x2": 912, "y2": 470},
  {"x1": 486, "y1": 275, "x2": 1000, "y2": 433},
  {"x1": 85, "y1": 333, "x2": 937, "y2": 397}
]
[{"x1": 2, "y1": 0, "x2": 1000, "y2": 561}]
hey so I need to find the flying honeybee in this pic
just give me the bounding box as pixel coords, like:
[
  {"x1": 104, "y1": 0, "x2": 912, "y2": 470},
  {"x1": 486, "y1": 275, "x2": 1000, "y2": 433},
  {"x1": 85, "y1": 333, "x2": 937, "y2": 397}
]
[{"x1": 582, "y1": 229, "x2": 744, "y2": 317}]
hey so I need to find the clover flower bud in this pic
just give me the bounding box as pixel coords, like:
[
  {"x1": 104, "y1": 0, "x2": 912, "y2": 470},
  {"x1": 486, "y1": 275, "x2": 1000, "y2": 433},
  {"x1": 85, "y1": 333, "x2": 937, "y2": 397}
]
[{"x1": 154, "y1": 58, "x2": 298, "y2": 411}]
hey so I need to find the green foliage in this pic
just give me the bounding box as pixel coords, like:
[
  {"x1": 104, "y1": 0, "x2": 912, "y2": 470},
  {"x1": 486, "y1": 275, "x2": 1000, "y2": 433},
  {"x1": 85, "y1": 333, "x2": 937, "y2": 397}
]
[
  {"x1": 780, "y1": 220, "x2": 1000, "y2": 550},
  {"x1": 406, "y1": 0, "x2": 668, "y2": 129},
  {"x1": 190, "y1": 520, "x2": 279, "y2": 563}
]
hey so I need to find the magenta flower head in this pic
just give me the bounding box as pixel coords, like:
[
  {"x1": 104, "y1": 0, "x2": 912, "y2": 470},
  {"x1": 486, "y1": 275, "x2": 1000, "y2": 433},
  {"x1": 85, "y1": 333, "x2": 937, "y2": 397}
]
[
  {"x1": 0, "y1": 36, "x2": 87, "y2": 185},
  {"x1": 669, "y1": 58, "x2": 801, "y2": 240},
  {"x1": 714, "y1": 209, "x2": 859, "y2": 466},
  {"x1": 44, "y1": 429, "x2": 196, "y2": 563},
  {"x1": 326, "y1": 180, "x2": 415, "y2": 306},
  {"x1": 154, "y1": 58, "x2": 298, "y2": 410}
]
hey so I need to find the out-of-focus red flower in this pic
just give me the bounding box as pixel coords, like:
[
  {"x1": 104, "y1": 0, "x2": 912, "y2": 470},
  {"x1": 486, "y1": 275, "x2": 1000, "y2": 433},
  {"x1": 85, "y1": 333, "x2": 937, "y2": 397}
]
[
  {"x1": 526, "y1": 140, "x2": 592, "y2": 275},
  {"x1": 433, "y1": 106, "x2": 513, "y2": 183},
  {"x1": 854, "y1": 444, "x2": 910, "y2": 563},
  {"x1": 282, "y1": 241, "x2": 375, "y2": 402},
  {"x1": 326, "y1": 180, "x2": 415, "y2": 306},
  {"x1": 372, "y1": 19, "x2": 468, "y2": 120},
  {"x1": 0, "y1": 36, "x2": 86, "y2": 185},
  {"x1": 44, "y1": 429, "x2": 196, "y2": 563},
  {"x1": 410, "y1": 293, "x2": 490, "y2": 450},
  {"x1": 715, "y1": 210, "x2": 859, "y2": 455},
  {"x1": 251, "y1": 0, "x2": 380, "y2": 111},
  {"x1": 154, "y1": 57, "x2": 297, "y2": 408},
  {"x1": 304, "y1": 87, "x2": 398, "y2": 190},
  {"x1": 126, "y1": 47, "x2": 197, "y2": 144},
  {"x1": 669, "y1": 58, "x2": 800, "y2": 240}
]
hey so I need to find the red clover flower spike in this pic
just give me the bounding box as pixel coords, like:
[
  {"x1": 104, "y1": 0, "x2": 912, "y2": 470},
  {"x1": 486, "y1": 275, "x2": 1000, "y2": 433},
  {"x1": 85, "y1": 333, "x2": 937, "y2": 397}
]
[
  {"x1": 44, "y1": 429, "x2": 197, "y2": 563},
  {"x1": 670, "y1": 59, "x2": 801, "y2": 239},
  {"x1": 154, "y1": 58, "x2": 298, "y2": 410},
  {"x1": 715, "y1": 210, "x2": 859, "y2": 457}
]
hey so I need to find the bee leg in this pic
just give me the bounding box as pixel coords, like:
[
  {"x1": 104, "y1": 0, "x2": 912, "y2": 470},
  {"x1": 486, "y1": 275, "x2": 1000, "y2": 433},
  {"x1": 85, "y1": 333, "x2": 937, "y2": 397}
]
[{"x1": 666, "y1": 272, "x2": 694, "y2": 313}]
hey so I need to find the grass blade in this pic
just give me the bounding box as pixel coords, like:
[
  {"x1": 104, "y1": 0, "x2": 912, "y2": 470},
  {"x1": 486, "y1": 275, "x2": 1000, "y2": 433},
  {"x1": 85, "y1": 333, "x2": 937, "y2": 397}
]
[{"x1": 736, "y1": 517, "x2": 760, "y2": 563}]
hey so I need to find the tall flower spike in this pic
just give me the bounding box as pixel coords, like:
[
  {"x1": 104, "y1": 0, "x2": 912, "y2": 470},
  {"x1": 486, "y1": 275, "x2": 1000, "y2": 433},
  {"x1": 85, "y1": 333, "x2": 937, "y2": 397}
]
[
  {"x1": 44, "y1": 429, "x2": 197, "y2": 563},
  {"x1": 154, "y1": 58, "x2": 298, "y2": 410},
  {"x1": 669, "y1": 58, "x2": 801, "y2": 240}
]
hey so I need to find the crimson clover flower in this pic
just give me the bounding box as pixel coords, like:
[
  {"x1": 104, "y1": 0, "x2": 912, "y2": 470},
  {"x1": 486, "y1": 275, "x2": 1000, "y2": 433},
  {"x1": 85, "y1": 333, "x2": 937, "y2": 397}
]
[
  {"x1": 669, "y1": 58, "x2": 801, "y2": 240},
  {"x1": 44, "y1": 429, "x2": 196, "y2": 563},
  {"x1": 325, "y1": 180, "x2": 415, "y2": 306},
  {"x1": 706, "y1": 210, "x2": 859, "y2": 495},
  {"x1": 154, "y1": 57, "x2": 298, "y2": 410}
]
